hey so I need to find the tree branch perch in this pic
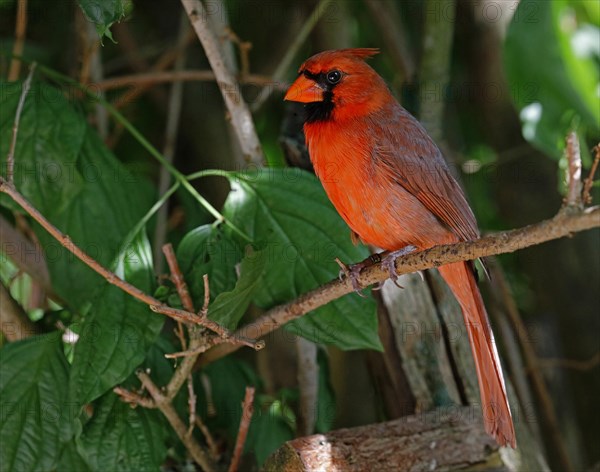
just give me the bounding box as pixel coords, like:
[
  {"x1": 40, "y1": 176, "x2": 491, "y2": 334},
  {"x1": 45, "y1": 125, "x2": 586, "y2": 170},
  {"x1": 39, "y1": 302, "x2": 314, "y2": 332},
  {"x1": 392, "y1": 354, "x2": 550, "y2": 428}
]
[{"x1": 200, "y1": 206, "x2": 600, "y2": 365}]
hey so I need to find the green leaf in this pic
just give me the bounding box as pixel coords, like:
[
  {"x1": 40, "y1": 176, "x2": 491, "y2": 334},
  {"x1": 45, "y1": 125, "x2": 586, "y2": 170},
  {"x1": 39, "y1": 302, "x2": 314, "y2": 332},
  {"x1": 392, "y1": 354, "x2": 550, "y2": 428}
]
[
  {"x1": 77, "y1": 0, "x2": 131, "y2": 41},
  {"x1": 246, "y1": 399, "x2": 295, "y2": 466},
  {"x1": 0, "y1": 81, "x2": 155, "y2": 311},
  {"x1": 69, "y1": 231, "x2": 163, "y2": 406},
  {"x1": 504, "y1": 0, "x2": 600, "y2": 158},
  {"x1": 177, "y1": 224, "x2": 243, "y2": 308},
  {"x1": 57, "y1": 440, "x2": 92, "y2": 472},
  {"x1": 0, "y1": 82, "x2": 85, "y2": 214},
  {"x1": 0, "y1": 332, "x2": 72, "y2": 471},
  {"x1": 78, "y1": 392, "x2": 167, "y2": 471},
  {"x1": 222, "y1": 168, "x2": 381, "y2": 351},
  {"x1": 208, "y1": 247, "x2": 267, "y2": 330},
  {"x1": 198, "y1": 357, "x2": 261, "y2": 440}
]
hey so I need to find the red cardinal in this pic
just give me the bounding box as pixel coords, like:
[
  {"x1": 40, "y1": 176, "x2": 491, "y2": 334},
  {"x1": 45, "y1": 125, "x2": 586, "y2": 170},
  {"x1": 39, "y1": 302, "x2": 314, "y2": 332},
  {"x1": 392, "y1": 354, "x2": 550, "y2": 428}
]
[{"x1": 284, "y1": 48, "x2": 516, "y2": 448}]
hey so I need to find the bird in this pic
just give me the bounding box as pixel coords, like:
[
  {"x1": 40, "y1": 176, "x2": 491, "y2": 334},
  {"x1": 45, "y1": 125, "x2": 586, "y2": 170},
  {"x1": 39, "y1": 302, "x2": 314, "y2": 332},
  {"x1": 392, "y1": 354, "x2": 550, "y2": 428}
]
[{"x1": 284, "y1": 48, "x2": 516, "y2": 448}]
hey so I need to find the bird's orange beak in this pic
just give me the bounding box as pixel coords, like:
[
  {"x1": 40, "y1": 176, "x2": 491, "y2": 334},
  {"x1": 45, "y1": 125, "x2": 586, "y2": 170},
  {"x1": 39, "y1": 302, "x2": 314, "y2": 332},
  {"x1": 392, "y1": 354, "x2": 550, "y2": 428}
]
[{"x1": 284, "y1": 75, "x2": 324, "y2": 103}]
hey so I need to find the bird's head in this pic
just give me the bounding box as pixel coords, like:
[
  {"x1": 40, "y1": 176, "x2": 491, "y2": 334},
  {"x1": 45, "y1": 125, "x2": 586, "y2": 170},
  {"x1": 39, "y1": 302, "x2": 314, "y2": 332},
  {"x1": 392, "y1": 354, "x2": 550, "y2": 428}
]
[{"x1": 284, "y1": 48, "x2": 391, "y2": 123}]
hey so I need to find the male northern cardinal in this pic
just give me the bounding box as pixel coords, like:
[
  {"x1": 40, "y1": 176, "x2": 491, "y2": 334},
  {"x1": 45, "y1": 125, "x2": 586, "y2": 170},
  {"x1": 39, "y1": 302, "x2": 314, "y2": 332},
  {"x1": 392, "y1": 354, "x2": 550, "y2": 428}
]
[{"x1": 284, "y1": 48, "x2": 516, "y2": 448}]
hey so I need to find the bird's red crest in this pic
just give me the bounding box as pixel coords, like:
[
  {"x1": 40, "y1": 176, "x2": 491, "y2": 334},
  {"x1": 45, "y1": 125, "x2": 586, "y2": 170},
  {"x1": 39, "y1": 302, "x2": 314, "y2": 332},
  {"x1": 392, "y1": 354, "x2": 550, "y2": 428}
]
[{"x1": 336, "y1": 48, "x2": 380, "y2": 60}]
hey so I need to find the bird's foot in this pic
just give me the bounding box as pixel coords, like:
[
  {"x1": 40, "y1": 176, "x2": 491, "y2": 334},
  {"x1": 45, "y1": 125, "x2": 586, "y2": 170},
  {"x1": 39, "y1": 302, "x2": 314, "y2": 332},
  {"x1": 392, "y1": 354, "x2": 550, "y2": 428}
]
[
  {"x1": 381, "y1": 246, "x2": 417, "y2": 288},
  {"x1": 335, "y1": 253, "x2": 382, "y2": 296}
]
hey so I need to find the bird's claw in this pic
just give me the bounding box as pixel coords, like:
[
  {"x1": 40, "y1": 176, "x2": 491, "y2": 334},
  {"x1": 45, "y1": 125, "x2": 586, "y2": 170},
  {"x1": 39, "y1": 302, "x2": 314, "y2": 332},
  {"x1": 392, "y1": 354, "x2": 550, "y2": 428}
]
[
  {"x1": 335, "y1": 257, "x2": 367, "y2": 297},
  {"x1": 381, "y1": 245, "x2": 417, "y2": 288}
]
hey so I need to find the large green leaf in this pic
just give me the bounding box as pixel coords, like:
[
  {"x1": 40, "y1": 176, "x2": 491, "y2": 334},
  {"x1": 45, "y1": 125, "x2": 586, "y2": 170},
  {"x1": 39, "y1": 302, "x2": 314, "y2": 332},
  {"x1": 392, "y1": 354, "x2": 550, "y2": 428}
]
[
  {"x1": 78, "y1": 392, "x2": 167, "y2": 471},
  {"x1": 0, "y1": 81, "x2": 155, "y2": 311},
  {"x1": 504, "y1": 0, "x2": 600, "y2": 158},
  {"x1": 57, "y1": 440, "x2": 92, "y2": 472},
  {"x1": 69, "y1": 231, "x2": 163, "y2": 406},
  {"x1": 222, "y1": 168, "x2": 381, "y2": 351},
  {"x1": 177, "y1": 224, "x2": 242, "y2": 308},
  {"x1": 0, "y1": 82, "x2": 85, "y2": 214},
  {"x1": 208, "y1": 247, "x2": 267, "y2": 330},
  {"x1": 0, "y1": 332, "x2": 72, "y2": 471}
]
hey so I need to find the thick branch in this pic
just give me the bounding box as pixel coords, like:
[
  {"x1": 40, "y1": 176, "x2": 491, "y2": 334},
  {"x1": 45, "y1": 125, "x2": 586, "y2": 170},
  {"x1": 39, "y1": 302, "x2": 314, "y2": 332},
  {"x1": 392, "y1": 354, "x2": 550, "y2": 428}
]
[
  {"x1": 263, "y1": 406, "x2": 500, "y2": 471},
  {"x1": 200, "y1": 206, "x2": 600, "y2": 365},
  {"x1": 181, "y1": 0, "x2": 264, "y2": 165}
]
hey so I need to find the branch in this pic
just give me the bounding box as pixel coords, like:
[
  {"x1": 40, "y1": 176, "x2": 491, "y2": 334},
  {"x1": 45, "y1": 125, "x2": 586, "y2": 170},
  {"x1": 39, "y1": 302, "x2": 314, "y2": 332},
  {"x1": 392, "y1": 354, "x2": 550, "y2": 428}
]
[
  {"x1": 250, "y1": 0, "x2": 334, "y2": 112},
  {"x1": 7, "y1": 0, "x2": 28, "y2": 81},
  {"x1": 6, "y1": 63, "x2": 35, "y2": 183},
  {"x1": 138, "y1": 371, "x2": 216, "y2": 472},
  {"x1": 228, "y1": 386, "x2": 255, "y2": 472},
  {"x1": 200, "y1": 206, "x2": 600, "y2": 365},
  {"x1": 154, "y1": 13, "x2": 189, "y2": 274},
  {"x1": 0, "y1": 177, "x2": 262, "y2": 349},
  {"x1": 583, "y1": 143, "x2": 600, "y2": 204},
  {"x1": 363, "y1": 0, "x2": 415, "y2": 83},
  {"x1": 263, "y1": 406, "x2": 500, "y2": 471},
  {"x1": 181, "y1": 0, "x2": 264, "y2": 165},
  {"x1": 117, "y1": 256, "x2": 218, "y2": 466},
  {"x1": 565, "y1": 131, "x2": 583, "y2": 207},
  {"x1": 95, "y1": 70, "x2": 281, "y2": 91}
]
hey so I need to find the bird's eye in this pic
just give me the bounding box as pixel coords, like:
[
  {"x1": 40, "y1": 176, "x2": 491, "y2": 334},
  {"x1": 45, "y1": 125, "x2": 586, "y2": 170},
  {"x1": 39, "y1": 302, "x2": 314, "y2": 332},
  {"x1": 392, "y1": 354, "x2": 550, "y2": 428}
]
[{"x1": 326, "y1": 70, "x2": 342, "y2": 84}]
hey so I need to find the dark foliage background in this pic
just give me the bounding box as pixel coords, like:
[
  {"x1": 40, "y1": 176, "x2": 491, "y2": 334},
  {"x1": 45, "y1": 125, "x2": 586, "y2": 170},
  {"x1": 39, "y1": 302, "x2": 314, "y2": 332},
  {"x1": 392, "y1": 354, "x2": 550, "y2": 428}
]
[{"x1": 0, "y1": 0, "x2": 598, "y2": 470}]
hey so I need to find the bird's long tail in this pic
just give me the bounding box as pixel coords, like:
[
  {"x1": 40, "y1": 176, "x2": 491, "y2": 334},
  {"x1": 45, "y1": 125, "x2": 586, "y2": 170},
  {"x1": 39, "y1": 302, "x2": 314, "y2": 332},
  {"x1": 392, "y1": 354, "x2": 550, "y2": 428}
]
[{"x1": 438, "y1": 262, "x2": 516, "y2": 448}]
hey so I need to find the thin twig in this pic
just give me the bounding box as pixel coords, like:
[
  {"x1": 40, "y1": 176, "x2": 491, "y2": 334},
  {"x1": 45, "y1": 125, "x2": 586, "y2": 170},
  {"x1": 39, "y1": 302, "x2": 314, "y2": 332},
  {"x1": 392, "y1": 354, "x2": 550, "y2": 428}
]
[
  {"x1": 6, "y1": 63, "x2": 36, "y2": 183},
  {"x1": 8, "y1": 0, "x2": 27, "y2": 81},
  {"x1": 224, "y1": 27, "x2": 252, "y2": 80},
  {"x1": 535, "y1": 352, "x2": 600, "y2": 372},
  {"x1": 195, "y1": 415, "x2": 220, "y2": 459},
  {"x1": 363, "y1": 0, "x2": 415, "y2": 83},
  {"x1": 113, "y1": 386, "x2": 156, "y2": 409},
  {"x1": 181, "y1": 0, "x2": 263, "y2": 165},
  {"x1": 96, "y1": 70, "x2": 282, "y2": 91},
  {"x1": 163, "y1": 243, "x2": 195, "y2": 313},
  {"x1": 138, "y1": 371, "x2": 216, "y2": 472},
  {"x1": 0, "y1": 178, "x2": 261, "y2": 348},
  {"x1": 154, "y1": 14, "x2": 190, "y2": 273},
  {"x1": 565, "y1": 131, "x2": 583, "y2": 207},
  {"x1": 186, "y1": 375, "x2": 197, "y2": 437},
  {"x1": 163, "y1": 241, "x2": 191, "y2": 349},
  {"x1": 199, "y1": 206, "x2": 600, "y2": 365},
  {"x1": 112, "y1": 29, "x2": 197, "y2": 110},
  {"x1": 582, "y1": 144, "x2": 600, "y2": 204},
  {"x1": 251, "y1": 0, "x2": 333, "y2": 112},
  {"x1": 228, "y1": 386, "x2": 255, "y2": 472}
]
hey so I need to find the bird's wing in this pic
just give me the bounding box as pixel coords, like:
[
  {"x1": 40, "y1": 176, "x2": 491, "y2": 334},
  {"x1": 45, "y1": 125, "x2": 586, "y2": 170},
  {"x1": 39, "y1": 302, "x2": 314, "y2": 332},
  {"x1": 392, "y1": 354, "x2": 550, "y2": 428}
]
[{"x1": 367, "y1": 105, "x2": 480, "y2": 243}]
